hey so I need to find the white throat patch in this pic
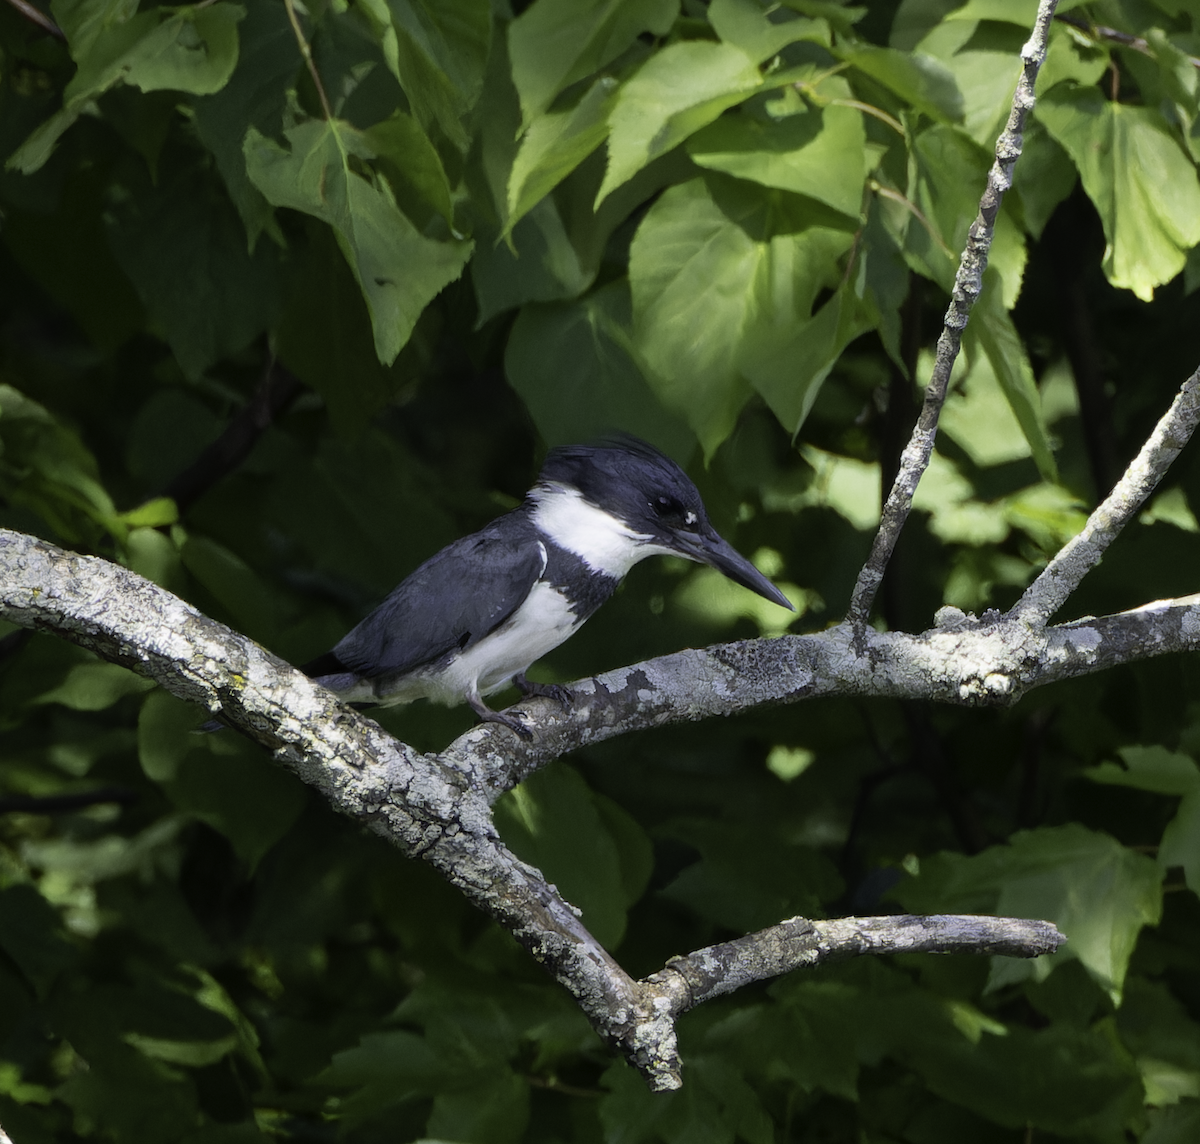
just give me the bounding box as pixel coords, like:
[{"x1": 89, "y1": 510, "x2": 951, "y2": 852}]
[{"x1": 530, "y1": 483, "x2": 652, "y2": 578}]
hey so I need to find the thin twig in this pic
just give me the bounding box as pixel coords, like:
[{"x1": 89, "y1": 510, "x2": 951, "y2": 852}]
[
  {"x1": 1009, "y1": 366, "x2": 1200, "y2": 626},
  {"x1": 283, "y1": 0, "x2": 334, "y2": 122},
  {"x1": 846, "y1": 0, "x2": 1060, "y2": 628}
]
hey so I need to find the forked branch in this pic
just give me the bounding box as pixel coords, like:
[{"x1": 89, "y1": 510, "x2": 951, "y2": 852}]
[{"x1": 847, "y1": 0, "x2": 1060, "y2": 626}]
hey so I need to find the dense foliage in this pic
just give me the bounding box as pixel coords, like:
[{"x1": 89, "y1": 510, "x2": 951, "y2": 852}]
[{"x1": 3, "y1": 0, "x2": 1200, "y2": 1140}]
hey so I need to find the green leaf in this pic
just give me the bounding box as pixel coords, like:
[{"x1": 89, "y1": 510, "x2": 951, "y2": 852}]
[
  {"x1": 912, "y1": 17, "x2": 1024, "y2": 149},
  {"x1": 661, "y1": 819, "x2": 841, "y2": 931},
  {"x1": 119, "y1": 497, "x2": 178, "y2": 530},
  {"x1": 274, "y1": 224, "x2": 423, "y2": 435},
  {"x1": 1160, "y1": 789, "x2": 1200, "y2": 897},
  {"x1": 318, "y1": 1030, "x2": 442, "y2": 1119},
  {"x1": 896, "y1": 824, "x2": 1163, "y2": 1003},
  {"x1": 597, "y1": 39, "x2": 764, "y2": 206},
  {"x1": 0, "y1": 384, "x2": 123, "y2": 543},
  {"x1": 33, "y1": 661, "x2": 154, "y2": 711},
  {"x1": 1144, "y1": 1101, "x2": 1200, "y2": 1144},
  {"x1": 111, "y1": 3, "x2": 244, "y2": 95},
  {"x1": 52, "y1": 0, "x2": 142, "y2": 58},
  {"x1": 162, "y1": 740, "x2": 308, "y2": 871},
  {"x1": 909, "y1": 124, "x2": 1027, "y2": 307},
  {"x1": 504, "y1": 281, "x2": 694, "y2": 452},
  {"x1": 8, "y1": 4, "x2": 245, "y2": 174},
  {"x1": 356, "y1": 0, "x2": 491, "y2": 150},
  {"x1": 741, "y1": 283, "x2": 874, "y2": 436},
  {"x1": 629, "y1": 178, "x2": 757, "y2": 453},
  {"x1": 428, "y1": 1072, "x2": 529, "y2": 1144},
  {"x1": 508, "y1": 0, "x2": 678, "y2": 127},
  {"x1": 1039, "y1": 85, "x2": 1200, "y2": 301},
  {"x1": 709, "y1": 0, "x2": 827, "y2": 63},
  {"x1": 966, "y1": 287, "x2": 1057, "y2": 481},
  {"x1": 0, "y1": 885, "x2": 76, "y2": 997},
  {"x1": 180, "y1": 536, "x2": 277, "y2": 644},
  {"x1": 1038, "y1": 18, "x2": 1110, "y2": 95},
  {"x1": 630, "y1": 176, "x2": 854, "y2": 453},
  {"x1": 472, "y1": 197, "x2": 593, "y2": 323},
  {"x1": 104, "y1": 158, "x2": 284, "y2": 380},
  {"x1": 1012, "y1": 120, "x2": 1078, "y2": 239},
  {"x1": 192, "y1": 0, "x2": 296, "y2": 245},
  {"x1": 687, "y1": 103, "x2": 866, "y2": 219},
  {"x1": 839, "y1": 43, "x2": 962, "y2": 122},
  {"x1": 362, "y1": 111, "x2": 454, "y2": 226},
  {"x1": 1084, "y1": 746, "x2": 1200, "y2": 796},
  {"x1": 507, "y1": 76, "x2": 618, "y2": 233},
  {"x1": 243, "y1": 118, "x2": 472, "y2": 365},
  {"x1": 494, "y1": 763, "x2": 639, "y2": 948},
  {"x1": 138, "y1": 691, "x2": 199, "y2": 783}
]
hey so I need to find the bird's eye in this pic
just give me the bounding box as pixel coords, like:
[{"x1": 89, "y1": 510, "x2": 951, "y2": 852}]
[{"x1": 652, "y1": 496, "x2": 700, "y2": 529}]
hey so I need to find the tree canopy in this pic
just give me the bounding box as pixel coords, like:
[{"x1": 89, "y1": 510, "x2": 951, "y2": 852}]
[{"x1": 3, "y1": 0, "x2": 1200, "y2": 1141}]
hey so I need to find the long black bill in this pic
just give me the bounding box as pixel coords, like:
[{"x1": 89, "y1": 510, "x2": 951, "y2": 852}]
[{"x1": 673, "y1": 528, "x2": 795, "y2": 611}]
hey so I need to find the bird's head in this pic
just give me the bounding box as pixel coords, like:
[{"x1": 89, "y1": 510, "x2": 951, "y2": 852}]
[{"x1": 531, "y1": 437, "x2": 794, "y2": 611}]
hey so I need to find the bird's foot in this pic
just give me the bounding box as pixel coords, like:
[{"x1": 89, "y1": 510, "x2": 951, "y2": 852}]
[
  {"x1": 479, "y1": 708, "x2": 534, "y2": 740},
  {"x1": 513, "y1": 673, "x2": 574, "y2": 708}
]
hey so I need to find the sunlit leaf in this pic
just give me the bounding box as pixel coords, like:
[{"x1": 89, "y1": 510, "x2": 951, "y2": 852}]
[
  {"x1": 687, "y1": 103, "x2": 867, "y2": 219},
  {"x1": 597, "y1": 40, "x2": 763, "y2": 206},
  {"x1": 897, "y1": 824, "x2": 1163, "y2": 1003},
  {"x1": 1039, "y1": 85, "x2": 1200, "y2": 300},
  {"x1": 244, "y1": 118, "x2": 472, "y2": 365},
  {"x1": 508, "y1": 0, "x2": 677, "y2": 127},
  {"x1": 356, "y1": 0, "x2": 491, "y2": 149}
]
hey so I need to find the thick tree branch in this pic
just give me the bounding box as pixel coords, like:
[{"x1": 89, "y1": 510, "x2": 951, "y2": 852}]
[
  {"x1": 848, "y1": 0, "x2": 1059, "y2": 626},
  {"x1": 29, "y1": 525, "x2": 1200, "y2": 1087},
  {"x1": 1010, "y1": 366, "x2": 1200, "y2": 626}
]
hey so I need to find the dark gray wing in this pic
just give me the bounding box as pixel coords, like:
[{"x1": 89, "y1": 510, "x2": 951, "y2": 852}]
[{"x1": 321, "y1": 519, "x2": 545, "y2": 681}]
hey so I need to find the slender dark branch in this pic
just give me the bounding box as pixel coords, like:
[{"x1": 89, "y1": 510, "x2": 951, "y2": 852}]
[
  {"x1": 1009, "y1": 367, "x2": 1200, "y2": 626},
  {"x1": 161, "y1": 358, "x2": 302, "y2": 514},
  {"x1": 847, "y1": 0, "x2": 1060, "y2": 627},
  {"x1": 3, "y1": 0, "x2": 64, "y2": 38}
]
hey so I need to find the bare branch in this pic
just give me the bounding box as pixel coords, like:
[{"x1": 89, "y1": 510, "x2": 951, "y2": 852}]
[
  {"x1": 0, "y1": 527, "x2": 1095, "y2": 1089},
  {"x1": 1009, "y1": 367, "x2": 1200, "y2": 626},
  {"x1": 647, "y1": 914, "x2": 1064, "y2": 1014},
  {"x1": 847, "y1": 0, "x2": 1060, "y2": 626}
]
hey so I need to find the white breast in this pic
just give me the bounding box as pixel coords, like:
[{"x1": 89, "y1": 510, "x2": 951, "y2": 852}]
[
  {"x1": 530, "y1": 483, "x2": 653, "y2": 578},
  {"x1": 370, "y1": 580, "x2": 582, "y2": 708}
]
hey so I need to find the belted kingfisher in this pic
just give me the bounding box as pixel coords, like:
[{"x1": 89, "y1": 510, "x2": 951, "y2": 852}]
[{"x1": 302, "y1": 437, "x2": 793, "y2": 737}]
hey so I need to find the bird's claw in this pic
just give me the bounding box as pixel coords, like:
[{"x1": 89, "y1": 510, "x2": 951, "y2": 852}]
[
  {"x1": 513, "y1": 674, "x2": 573, "y2": 708},
  {"x1": 481, "y1": 709, "x2": 534, "y2": 740}
]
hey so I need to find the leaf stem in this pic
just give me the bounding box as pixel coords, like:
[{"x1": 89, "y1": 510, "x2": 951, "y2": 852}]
[{"x1": 283, "y1": 0, "x2": 334, "y2": 122}]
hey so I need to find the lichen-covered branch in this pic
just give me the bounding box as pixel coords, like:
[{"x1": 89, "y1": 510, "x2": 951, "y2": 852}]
[
  {"x1": 847, "y1": 0, "x2": 1060, "y2": 625},
  {"x1": 644, "y1": 913, "x2": 1063, "y2": 1014},
  {"x1": 1010, "y1": 367, "x2": 1200, "y2": 626},
  {"x1": 19, "y1": 526, "x2": 1200, "y2": 1088}
]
